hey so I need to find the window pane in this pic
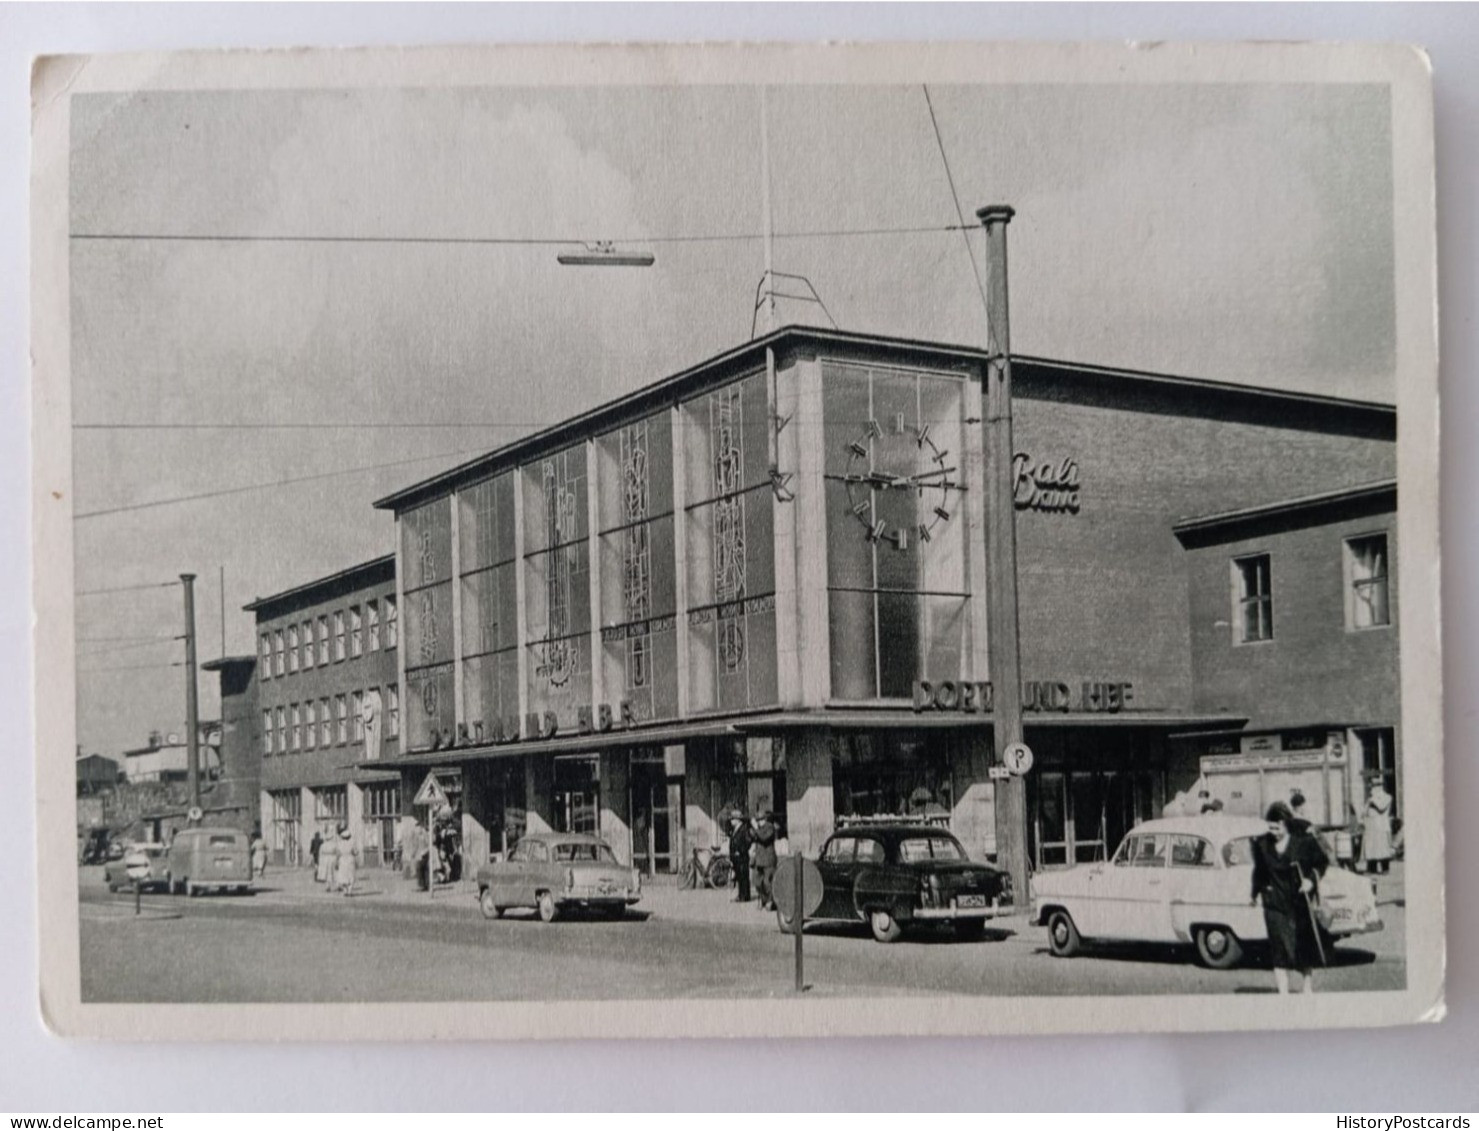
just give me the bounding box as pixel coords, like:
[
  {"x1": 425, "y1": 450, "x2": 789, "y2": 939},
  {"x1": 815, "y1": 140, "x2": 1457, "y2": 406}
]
[
  {"x1": 829, "y1": 589, "x2": 877, "y2": 699},
  {"x1": 876, "y1": 591, "x2": 922, "y2": 699},
  {"x1": 400, "y1": 497, "x2": 452, "y2": 591},
  {"x1": 821, "y1": 363, "x2": 872, "y2": 477},
  {"x1": 405, "y1": 582, "x2": 454, "y2": 668}
]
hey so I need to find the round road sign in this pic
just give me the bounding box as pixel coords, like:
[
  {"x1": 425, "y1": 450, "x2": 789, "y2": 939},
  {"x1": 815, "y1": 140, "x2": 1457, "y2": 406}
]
[
  {"x1": 123, "y1": 852, "x2": 151, "y2": 880},
  {"x1": 772, "y1": 855, "x2": 824, "y2": 930},
  {"x1": 1003, "y1": 742, "x2": 1035, "y2": 775},
  {"x1": 186, "y1": 805, "x2": 204, "y2": 823}
]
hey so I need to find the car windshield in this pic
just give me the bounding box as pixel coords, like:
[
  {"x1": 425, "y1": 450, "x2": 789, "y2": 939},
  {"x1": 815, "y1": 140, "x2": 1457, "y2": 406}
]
[
  {"x1": 898, "y1": 836, "x2": 966, "y2": 863},
  {"x1": 1222, "y1": 837, "x2": 1256, "y2": 866},
  {"x1": 208, "y1": 835, "x2": 240, "y2": 847},
  {"x1": 553, "y1": 843, "x2": 616, "y2": 863}
]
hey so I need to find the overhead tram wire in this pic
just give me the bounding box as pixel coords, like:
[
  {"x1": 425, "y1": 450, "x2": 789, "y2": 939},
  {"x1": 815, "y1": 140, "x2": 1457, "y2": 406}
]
[
  {"x1": 72, "y1": 446, "x2": 487, "y2": 521},
  {"x1": 921, "y1": 84, "x2": 991, "y2": 319},
  {"x1": 76, "y1": 580, "x2": 179, "y2": 597},
  {"x1": 69, "y1": 223, "x2": 971, "y2": 248},
  {"x1": 78, "y1": 659, "x2": 186, "y2": 675}
]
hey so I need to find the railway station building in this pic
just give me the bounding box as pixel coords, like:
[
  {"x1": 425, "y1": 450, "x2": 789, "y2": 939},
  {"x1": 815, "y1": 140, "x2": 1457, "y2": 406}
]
[{"x1": 364, "y1": 326, "x2": 1398, "y2": 875}]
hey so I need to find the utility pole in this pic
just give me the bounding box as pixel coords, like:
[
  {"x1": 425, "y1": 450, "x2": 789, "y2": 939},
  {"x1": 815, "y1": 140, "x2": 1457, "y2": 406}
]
[
  {"x1": 219, "y1": 564, "x2": 226, "y2": 657},
  {"x1": 181, "y1": 573, "x2": 202, "y2": 818},
  {"x1": 978, "y1": 205, "x2": 1029, "y2": 899}
]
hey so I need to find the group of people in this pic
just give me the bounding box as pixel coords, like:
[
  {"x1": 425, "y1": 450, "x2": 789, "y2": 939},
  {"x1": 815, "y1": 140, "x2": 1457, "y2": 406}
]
[
  {"x1": 308, "y1": 825, "x2": 360, "y2": 896},
  {"x1": 725, "y1": 808, "x2": 781, "y2": 910}
]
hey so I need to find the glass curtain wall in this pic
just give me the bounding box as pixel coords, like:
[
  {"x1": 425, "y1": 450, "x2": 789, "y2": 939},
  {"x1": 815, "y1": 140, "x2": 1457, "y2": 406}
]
[
  {"x1": 523, "y1": 445, "x2": 592, "y2": 731},
  {"x1": 680, "y1": 372, "x2": 778, "y2": 712},
  {"x1": 459, "y1": 473, "x2": 520, "y2": 741},
  {"x1": 596, "y1": 414, "x2": 679, "y2": 723},
  {"x1": 821, "y1": 363, "x2": 972, "y2": 700},
  {"x1": 401, "y1": 498, "x2": 455, "y2": 749}
]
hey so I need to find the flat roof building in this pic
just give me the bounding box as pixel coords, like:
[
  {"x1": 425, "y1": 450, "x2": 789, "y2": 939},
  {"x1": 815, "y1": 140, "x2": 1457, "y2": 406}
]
[{"x1": 364, "y1": 326, "x2": 1396, "y2": 875}]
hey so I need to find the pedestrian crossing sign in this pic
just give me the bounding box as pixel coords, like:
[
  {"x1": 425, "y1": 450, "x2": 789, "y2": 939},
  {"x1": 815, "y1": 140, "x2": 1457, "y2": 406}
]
[{"x1": 413, "y1": 775, "x2": 450, "y2": 809}]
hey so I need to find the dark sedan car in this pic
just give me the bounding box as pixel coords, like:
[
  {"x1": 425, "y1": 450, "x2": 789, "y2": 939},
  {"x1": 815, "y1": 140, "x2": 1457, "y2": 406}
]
[{"x1": 777, "y1": 822, "x2": 1013, "y2": 943}]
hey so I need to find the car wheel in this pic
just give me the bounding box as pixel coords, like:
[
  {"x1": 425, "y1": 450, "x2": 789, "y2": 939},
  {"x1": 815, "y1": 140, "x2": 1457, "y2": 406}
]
[
  {"x1": 1046, "y1": 910, "x2": 1082, "y2": 957},
  {"x1": 869, "y1": 908, "x2": 902, "y2": 943},
  {"x1": 1194, "y1": 925, "x2": 1244, "y2": 970},
  {"x1": 478, "y1": 888, "x2": 504, "y2": 920},
  {"x1": 536, "y1": 891, "x2": 559, "y2": 923},
  {"x1": 954, "y1": 918, "x2": 988, "y2": 941}
]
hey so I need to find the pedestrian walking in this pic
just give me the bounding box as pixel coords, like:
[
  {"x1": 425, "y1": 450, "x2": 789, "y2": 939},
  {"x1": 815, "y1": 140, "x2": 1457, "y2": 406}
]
[
  {"x1": 752, "y1": 810, "x2": 779, "y2": 910},
  {"x1": 1251, "y1": 800, "x2": 1330, "y2": 995},
  {"x1": 335, "y1": 824, "x2": 359, "y2": 897},
  {"x1": 1361, "y1": 779, "x2": 1395, "y2": 874},
  {"x1": 309, "y1": 830, "x2": 323, "y2": 874},
  {"x1": 250, "y1": 828, "x2": 268, "y2": 878},
  {"x1": 728, "y1": 812, "x2": 753, "y2": 903},
  {"x1": 321, "y1": 829, "x2": 340, "y2": 892}
]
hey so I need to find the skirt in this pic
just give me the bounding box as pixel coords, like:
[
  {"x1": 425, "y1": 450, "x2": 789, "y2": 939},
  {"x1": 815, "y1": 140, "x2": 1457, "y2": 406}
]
[{"x1": 1264, "y1": 901, "x2": 1323, "y2": 970}]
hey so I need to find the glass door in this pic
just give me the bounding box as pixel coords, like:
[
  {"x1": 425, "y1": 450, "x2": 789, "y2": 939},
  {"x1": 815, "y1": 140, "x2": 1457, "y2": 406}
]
[{"x1": 1032, "y1": 771, "x2": 1068, "y2": 869}]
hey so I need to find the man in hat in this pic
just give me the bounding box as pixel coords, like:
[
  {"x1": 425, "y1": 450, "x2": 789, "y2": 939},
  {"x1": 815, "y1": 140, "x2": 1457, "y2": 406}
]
[
  {"x1": 727, "y1": 811, "x2": 753, "y2": 903},
  {"x1": 752, "y1": 809, "x2": 779, "y2": 910}
]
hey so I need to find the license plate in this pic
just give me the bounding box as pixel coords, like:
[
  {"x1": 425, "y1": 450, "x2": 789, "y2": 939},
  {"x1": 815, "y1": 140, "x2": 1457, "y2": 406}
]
[
  {"x1": 957, "y1": 894, "x2": 988, "y2": 909},
  {"x1": 214, "y1": 857, "x2": 234, "y2": 868}
]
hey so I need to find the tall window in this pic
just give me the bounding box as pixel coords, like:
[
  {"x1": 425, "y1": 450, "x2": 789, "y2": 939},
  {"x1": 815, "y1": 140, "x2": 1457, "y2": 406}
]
[
  {"x1": 821, "y1": 363, "x2": 971, "y2": 700},
  {"x1": 262, "y1": 709, "x2": 273, "y2": 755},
  {"x1": 289, "y1": 703, "x2": 301, "y2": 751},
  {"x1": 275, "y1": 706, "x2": 287, "y2": 755},
  {"x1": 304, "y1": 700, "x2": 317, "y2": 750},
  {"x1": 351, "y1": 690, "x2": 365, "y2": 741},
  {"x1": 350, "y1": 605, "x2": 364, "y2": 657},
  {"x1": 273, "y1": 630, "x2": 285, "y2": 676},
  {"x1": 680, "y1": 373, "x2": 779, "y2": 711},
  {"x1": 1234, "y1": 554, "x2": 1273, "y2": 643},
  {"x1": 333, "y1": 610, "x2": 346, "y2": 661},
  {"x1": 260, "y1": 634, "x2": 273, "y2": 680},
  {"x1": 287, "y1": 625, "x2": 300, "y2": 673},
  {"x1": 387, "y1": 682, "x2": 400, "y2": 738},
  {"x1": 459, "y1": 474, "x2": 519, "y2": 741},
  {"x1": 595, "y1": 416, "x2": 678, "y2": 723},
  {"x1": 319, "y1": 696, "x2": 333, "y2": 747},
  {"x1": 301, "y1": 621, "x2": 315, "y2": 669},
  {"x1": 317, "y1": 615, "x2": 330, "y2": 665},
  {"x1": 1346, "y1": 534, "x2": 1391, "y2": 629},
  {"x1": 385, "y1": 595, "x2": 398, "y2": 649},
  {"x1": 336, "y1": 694, "x2": 349, "y2": 744},
  {"x1": 402, "y1": 498, "x2": 455, "y2": 749},
  {"x1": 367, "y1": 599, "x2": 381, "y2": 651},
  {"x1": 522, "y1": 448, "x2": 591, "y2": 733}
]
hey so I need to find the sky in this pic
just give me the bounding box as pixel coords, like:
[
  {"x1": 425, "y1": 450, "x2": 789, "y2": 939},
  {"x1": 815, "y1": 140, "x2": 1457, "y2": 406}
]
[{"x1": 69, "y1": 81, "x2": 1396, "y2": 759}]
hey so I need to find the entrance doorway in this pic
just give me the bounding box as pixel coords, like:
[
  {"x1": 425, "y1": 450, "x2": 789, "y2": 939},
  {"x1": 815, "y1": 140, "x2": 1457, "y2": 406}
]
[
  {"x1": 1030, "y1": 768, "x2": 1163, "y2": 871},
  {"x1": 554, "y1": 755, "x2": 600, "y2": 835},
  {"x1": 630, "y1": 751, "x2": 684, "y2": 875}
]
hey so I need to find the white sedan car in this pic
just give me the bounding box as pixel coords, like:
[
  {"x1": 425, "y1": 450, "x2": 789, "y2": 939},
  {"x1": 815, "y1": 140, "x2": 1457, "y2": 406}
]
[{"x1": 1030, "y1": 815, "x2": 1382, "y2": 969}]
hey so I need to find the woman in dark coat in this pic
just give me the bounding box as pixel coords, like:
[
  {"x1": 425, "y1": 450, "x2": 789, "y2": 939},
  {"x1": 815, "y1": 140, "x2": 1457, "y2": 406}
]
[{"x1": 1251, "y1": 800, "x2": 1330, "y2": 994}]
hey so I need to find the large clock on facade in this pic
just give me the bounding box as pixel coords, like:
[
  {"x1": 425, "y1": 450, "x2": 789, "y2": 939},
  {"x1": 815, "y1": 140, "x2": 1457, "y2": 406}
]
[{"x1": 842, "y1": 414, "x2": 960, "y2": 550}]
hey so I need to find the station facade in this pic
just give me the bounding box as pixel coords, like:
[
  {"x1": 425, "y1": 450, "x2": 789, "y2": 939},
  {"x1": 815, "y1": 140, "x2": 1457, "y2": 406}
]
[{"x1": 368, "y1": 327, "x2": 1399, "y2": 875}]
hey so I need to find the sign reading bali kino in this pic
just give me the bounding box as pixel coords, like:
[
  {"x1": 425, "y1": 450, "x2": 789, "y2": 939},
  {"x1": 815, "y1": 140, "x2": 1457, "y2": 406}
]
[{"x1": 913, "y1": 679, "x2": 1134, "y2": 714}]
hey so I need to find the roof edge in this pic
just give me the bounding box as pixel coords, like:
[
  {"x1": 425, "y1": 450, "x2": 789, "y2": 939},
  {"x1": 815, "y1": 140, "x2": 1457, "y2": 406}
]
[
  {"x1": 243, "y1": 552, "x2": 395, "y2": 614},
  {"x1": 1173, "y1": 479, "x2": 1397, "y2": 538}
]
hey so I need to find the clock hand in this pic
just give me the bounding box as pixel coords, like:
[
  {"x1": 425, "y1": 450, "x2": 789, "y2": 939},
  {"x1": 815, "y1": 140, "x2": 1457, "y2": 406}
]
[{"x1": 905, "y1": 466, "x2": 958, "y2": 485}]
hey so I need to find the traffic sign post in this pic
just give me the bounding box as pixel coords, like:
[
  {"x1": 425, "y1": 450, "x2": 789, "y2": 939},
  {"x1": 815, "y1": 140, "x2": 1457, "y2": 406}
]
[
  {"x1": 414, "y1": 775, "x2": 450, "y2": 899},
  {"x1": 773, "y1": 855, "x2": 824, "y2": 993},
  {"x1": 124, "y1": 851, "x2": 151, "y2": 916}
]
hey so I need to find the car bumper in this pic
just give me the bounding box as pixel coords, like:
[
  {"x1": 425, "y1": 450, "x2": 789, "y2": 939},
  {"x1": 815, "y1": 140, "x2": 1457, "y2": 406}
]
[
  {"x1": 557, "y1": 896, "x2": 641, "y2": 909},
  {"x1": 913, "y1": 898, "x2": 1011, "y2": 921}
]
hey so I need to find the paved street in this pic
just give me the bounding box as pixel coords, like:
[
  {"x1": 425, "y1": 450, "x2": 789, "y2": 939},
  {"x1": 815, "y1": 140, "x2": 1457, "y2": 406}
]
[{"x1": 77, "y1": 864, "x2": 1406, "y2": 1002}]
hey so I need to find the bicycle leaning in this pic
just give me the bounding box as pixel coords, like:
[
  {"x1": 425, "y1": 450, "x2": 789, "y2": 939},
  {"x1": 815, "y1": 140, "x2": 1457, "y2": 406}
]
[{"x1": 678, "y1": 843, "x2": 734, "y2": 890}]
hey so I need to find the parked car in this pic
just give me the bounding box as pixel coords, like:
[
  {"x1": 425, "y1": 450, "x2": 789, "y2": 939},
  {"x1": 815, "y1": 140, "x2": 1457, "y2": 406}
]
[
  {"x1": 165, "y1": 827, "x2": 252, "y2": 896},
  {"x1": 475, "y1": 833, "x2": 642, "y2": 922},
  {"x1": 103, "y1": 842, "x2": 170, "y2": 892},
  {"x1": 778, "y1": 821, "x2": 1013, "y2": 943},
  {"x1": 1030, "y1": 814, "x2": 1382, "y2": 969}
]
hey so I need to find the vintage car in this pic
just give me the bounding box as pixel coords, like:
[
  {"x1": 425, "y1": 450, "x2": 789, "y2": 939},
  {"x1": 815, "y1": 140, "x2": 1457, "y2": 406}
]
[
  {"x1": 475, "y1": 833, "x2": 642, "y2": 922},
  {"x1": 1030, "y1": 815, "x2": 1382, "y2": 969},
  {"x1": 165, "y1": 827, "x2": 253, "y2": 896},
  {"x1": 103, "y1": 842, "x2": 170, "y2": 892},
  {"x1": 777, "y1": 821, "x2": 1013, "y2": 943}
]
